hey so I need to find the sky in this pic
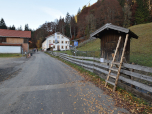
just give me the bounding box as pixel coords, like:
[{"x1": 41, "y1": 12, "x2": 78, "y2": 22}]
[{"x1": 0, "y1": 0, "x2": 97, "y2": 30}]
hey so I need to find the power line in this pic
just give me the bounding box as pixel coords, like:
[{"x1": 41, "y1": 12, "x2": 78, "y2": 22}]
[{"x1": 86, "y1": 0, "x2": 91, "y2": 5}]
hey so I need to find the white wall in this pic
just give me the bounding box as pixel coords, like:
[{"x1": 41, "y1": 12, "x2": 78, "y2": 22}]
[
  {"x1": 42, "y1": 40, "x2": 47, "y2": 51},
  {"x1": 43, "y1": 33, "x2": 70, "y2": 51},
  {"x1": 0, "y1": 46, "x2": 21, "y2": 53}
]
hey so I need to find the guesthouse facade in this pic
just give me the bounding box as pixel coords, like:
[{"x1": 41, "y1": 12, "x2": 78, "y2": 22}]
[{"x1": 42, "y1": 32, "x2": 70, "y2": 51}]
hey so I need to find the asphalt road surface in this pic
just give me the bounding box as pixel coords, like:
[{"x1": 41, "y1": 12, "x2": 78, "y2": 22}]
[{"x1": 0, "y1": 52, "x2": 129, "y2": 114}]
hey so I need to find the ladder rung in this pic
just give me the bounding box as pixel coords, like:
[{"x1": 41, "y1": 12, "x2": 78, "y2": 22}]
[
  {"x1": 109, "y1": 68, "x2": 118, "y2": 72},
  {"x1": 109, "y1": 75, "x2": 117, "y2": 79},
  {"x1": 112, "y1": 62, "x2": 120, "y2": 65},
  {"x1": 106, "y1": 80, "x2": 115, "y2": 86}
]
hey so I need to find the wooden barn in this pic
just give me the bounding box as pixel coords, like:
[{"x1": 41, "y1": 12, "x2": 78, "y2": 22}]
[{"x1": 90, "y1": 23, "x2": 138, "y2": 62}]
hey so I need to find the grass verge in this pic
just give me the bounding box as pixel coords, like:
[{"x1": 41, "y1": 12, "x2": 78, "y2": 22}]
[
  {"x1": 45, "y1": 52, "x2": 152, "y2": 114},
  {"x1": 54, "y1": 50, "x2": 73, "y2": 55},
  {"x1": 0, "y1": 53, "x2": 22, "y2": 58}
]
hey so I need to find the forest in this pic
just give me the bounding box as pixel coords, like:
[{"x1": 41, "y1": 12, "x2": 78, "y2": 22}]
[{"x1": 0, "y1": 0, "x2": 152, "y2": 48}]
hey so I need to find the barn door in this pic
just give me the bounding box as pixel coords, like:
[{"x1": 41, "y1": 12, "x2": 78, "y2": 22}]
[{"x1": 105, "y1": 41, "x2": 116, "y2": 60}]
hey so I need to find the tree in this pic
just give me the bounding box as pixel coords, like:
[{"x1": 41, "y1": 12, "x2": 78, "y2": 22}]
[
  {"x1": 9, "y1": 25, "x2": 16, "y2": 30},
  {"x1": 0, "y1": 18, "x2": 7, "y2": 29},
  {"x1": 65, "y1": 12, "x2": 71, "y2": 38},
  {"x1": 24, "y1": 24, "x2": 30, "y2": 31},
  {"x1": 123, "y1": 4, "x2": 132, "y2": 28},
  {"x1": 77, "y1": 8, "x2": 81, "y2": 14},
  {"x1": 135, "y1": 0, "x2": 150, "y2": 24},
  {"x1": 18, "y1": 26, "x2": 23, "y2": 31},
  {"x1": 12, "y1": 25, "x2": 16, "y2": 30},
  {"x1": 82, "y1": 5, "x2": 87, "y2": 10},
  {"x1": 117, "y1": 0, "x2": 125, "y2": 7}
]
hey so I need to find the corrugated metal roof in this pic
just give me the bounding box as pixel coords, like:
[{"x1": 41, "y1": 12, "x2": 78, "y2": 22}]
[
  {"x1": 90, "y1": 23, "x2": 138, "y2": 39},
  {"x1": 0, "y1": 29, "x2": 31, "y2": 38}
]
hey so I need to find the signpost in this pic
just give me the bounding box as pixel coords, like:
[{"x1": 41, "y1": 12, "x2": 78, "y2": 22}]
[
  {"x1": 55, "y1": 33, "x2": 59, "y2": 44},
  {"x1": 74, "y1": 40, "x2": 78, "y2": 56},
  {"x1": 74, "y1": 41, "x2": 78, "y2": 47}
]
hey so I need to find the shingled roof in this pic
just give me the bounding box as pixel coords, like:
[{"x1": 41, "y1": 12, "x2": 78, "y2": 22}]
[
  {"x1": 0, "y1": 29, "x2": 31, "y2": 38},
  {"x1": 90, "y1": 23, "x2": 138, "y2": 39}
]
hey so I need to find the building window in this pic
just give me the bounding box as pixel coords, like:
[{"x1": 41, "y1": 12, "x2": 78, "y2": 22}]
[
  {"x1": 61, "y1": 41, "x2": 64, "y2": 44},
  {"x1": 58, "y1": 40, "x2": 60, "y2": 43},
  {"x1": 57, "y1": 36, "x2": 60, "y2": 39},
  {"x1": 53, "y1": 40, "x2": 55, "y2": 43},
  {"x1": 0, "y1": 37, "x2": 6, "y2": 43},
  {"x1": 24, "y1": 39, "x2": 28, "y2": 43},
  {"x1": 53, "y1": 45, "x2": 55, "y2": 48},
  {"x1": 65, "y1": 46, "x2": 67, "y2": 49},
  {"x1": 49, "y1": 40, "x2": 51, "y2": 43},
  {"x1": 62, "y1": 36, "x2": 64, "y2": 38},
  {"x1": 62, "y1": 46, "x2": 64, "y2": 49}
]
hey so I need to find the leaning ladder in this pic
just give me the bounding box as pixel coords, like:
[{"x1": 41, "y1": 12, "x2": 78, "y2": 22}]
[{"x1": 105, "y1": 34, "x2": 129, "y2": 91}]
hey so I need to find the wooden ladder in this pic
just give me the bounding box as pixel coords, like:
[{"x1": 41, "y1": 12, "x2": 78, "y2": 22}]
[{"x1": 105, "y1": 34, "x2": 129, "y2": 91}]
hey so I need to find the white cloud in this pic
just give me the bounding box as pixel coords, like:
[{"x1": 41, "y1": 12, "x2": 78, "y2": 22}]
[{"x1": 41, "y1": 7, "x2": 65, "y2": 19}]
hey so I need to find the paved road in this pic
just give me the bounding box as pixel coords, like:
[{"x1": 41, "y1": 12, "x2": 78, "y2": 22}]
[{"x1": 0, "y1": 52, "x2": 129, "y2": 114}]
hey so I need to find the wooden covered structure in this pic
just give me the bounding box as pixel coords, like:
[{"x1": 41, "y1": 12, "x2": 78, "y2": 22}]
[{"x1": 90, "y1": 23, "x2": 138, "y2": 62}]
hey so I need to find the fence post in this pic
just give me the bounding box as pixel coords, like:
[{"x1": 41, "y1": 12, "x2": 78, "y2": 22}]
[
  {"x1": 82, "y1": 51, "x2": 84, "y2": 68},
  {"x1": 93, "y1": 51, "x2": 95, "y2": 73},
  {"x1": 131, "y1": 62, "x2": 135, "y2": 88}
]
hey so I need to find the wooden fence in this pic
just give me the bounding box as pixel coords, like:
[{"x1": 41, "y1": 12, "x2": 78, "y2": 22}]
[{"x1": 49, "y1": 51, "x2": 152, "y2": 102}]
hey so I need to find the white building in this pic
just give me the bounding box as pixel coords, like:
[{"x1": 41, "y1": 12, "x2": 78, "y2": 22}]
[{"x1": 42, "y1": 32, "x2": 70, "y2": 51}]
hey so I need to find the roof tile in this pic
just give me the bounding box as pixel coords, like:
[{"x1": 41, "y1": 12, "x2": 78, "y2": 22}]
[{"x1": 0, "y1": 29, "x2": 31, "y2": 38}]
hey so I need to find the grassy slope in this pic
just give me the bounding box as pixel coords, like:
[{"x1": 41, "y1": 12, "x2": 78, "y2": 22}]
[
  {"x1": 78, "y1": 39, "x2": 100, "y2": 51},
  {"x1": 77, "y1": 23, "x2": 152, "y2": 67},
  {"x1": 129, "y1": 23, "x2": 152, "y2": 67}
]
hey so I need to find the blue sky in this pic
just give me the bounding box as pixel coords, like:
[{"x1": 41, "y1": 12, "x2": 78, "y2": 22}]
[{"x1": 0, "y1": 0, "x2": 97, "y2": 30}]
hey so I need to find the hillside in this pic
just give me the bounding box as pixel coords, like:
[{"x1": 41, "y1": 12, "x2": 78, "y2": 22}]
[{"x1": 77, "y1": 23, "x2": 152, "y2": 67}]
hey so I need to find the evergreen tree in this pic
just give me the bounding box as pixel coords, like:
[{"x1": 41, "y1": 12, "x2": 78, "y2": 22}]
[
  {"x1": 117, "y1": 0, "x2": 125, "y2": 7},
  {"x1": 65, "y1": 12, "x2": 71, "y2": 37},
  {"x1": 77, "y1": 8, "x2": 81, "y2": 14},
  {"x1": 24, "y1": 24, "x2": 30, "y2": 31},
  {"x1": 135, "y1": 0, "x2": 150, "y2": 24},
  {"x1": 18, "y1": 26, "x2": 22, "y2": 31},
  {"x1": 9, "y1": 25, "x2": 16, "y2": 30},
  {"x1": 12, "y1": 25, "x2": 16, "y2": 30},
  {"x1": 0, "y1": 18, "x2": 7, "y2": 29}
]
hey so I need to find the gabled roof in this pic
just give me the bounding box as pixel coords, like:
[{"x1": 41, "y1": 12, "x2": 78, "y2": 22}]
[
  {"x1": 46, "y1": 32, "x2": 70, "y2": 40},
  {"x1": 0, "y1": 29, "x2": 31, "y2": 38},
  {"x1": 90, "y1": 23, "x2": 138, "y2": 39}
]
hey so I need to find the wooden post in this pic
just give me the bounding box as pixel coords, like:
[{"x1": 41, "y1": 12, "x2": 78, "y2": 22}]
[
  {"x1": 93, "y1": 51, "x2": 95, "y2": 73},
  {"x1": 131, "y1": 62, "x2": 135, "y2": 88}
]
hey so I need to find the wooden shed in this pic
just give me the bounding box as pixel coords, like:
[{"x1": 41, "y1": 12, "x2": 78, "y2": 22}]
[{"x1": 90, "y1": 23, "x2": 138, "y2": 62}]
